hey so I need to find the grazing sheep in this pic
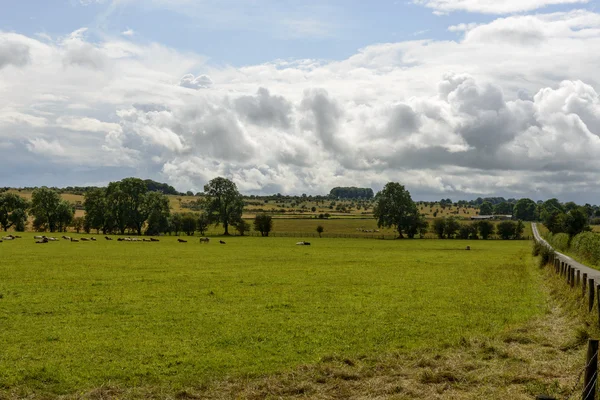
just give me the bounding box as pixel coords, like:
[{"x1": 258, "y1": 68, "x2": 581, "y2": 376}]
[
  {"x1": 199, "y1": 237, "x2": 210, "y2": 243},
  {"x1": 150, "y1": 238, "x2": 159, "y2": 242},
  {"x1": 178, "y1": 238, "x2": 188, "y2": 243},
  {"x1": 2, "y1": 236, "x2": 14, "y2": 241},
  {"x1": 117, "y1": 238, "x2": 125, "y2": 241},
  {"x1": 143, "y1": 239, "x2": 150, "y2": 242},
  {"x1": 80, "y1": 238, "x2": 89, "y2": 241},
  {"x1": 466, "y1": 246, "x2": 471, "y2": 251},
  {"x1": 296, "y1": 241, "x2": 311, "y2": 245},
  {"x1": 13, "y1": 235, "x2": 21, "y2": 239},
  {"x1": 105, "y1": 236, "x2": 113, "y2": 240},
  {"x1": 34, "y1": 235, "x2": 43, "y2": 239},
  {"x1": 36, "y1": 238, "x2": 49, "y2": 244},
  {"x1": 62, "y1": 236, "x2": 71, "y2": 240},
  {"x1": 71, "y1": 238, "x2": 80, "y2": 242},
  {"x1": 219, "y1": 240, "x2": 226, "y2": 244},
  {"x1": 90, "y1": 237, "x2": 96, "y2": 241}
]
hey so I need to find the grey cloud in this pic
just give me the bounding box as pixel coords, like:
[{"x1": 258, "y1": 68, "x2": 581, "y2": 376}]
[
  {"x1": 234, "y1": 88, "x2": 292, "y2": 129},
  {"x1": 385, "y1": 104, "x2": 421, "y2": 137},
  {"x1": 179, "y1": 74, "x2": 212, "y2": 89},
  {"x1": 0, "y1": 40, "x2": 30, "y2": 69},
  {"x1": 300, "y1": 88, "x2": 344, "y2": 153}
]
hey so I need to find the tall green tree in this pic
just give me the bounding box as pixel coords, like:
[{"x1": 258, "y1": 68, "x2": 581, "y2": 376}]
[
  {"x1": 144, "y1": 192, "x2": 171, "y2": 236},
  {"x1": 204, "y1": 177, "x2": 244, "y2": 235},
  {"x1": 513, "y1": 198, "x2": 537, "y2": 221},
  {"x1": 55, "y1": 200, "x2": 75, "y2": 232},
  {"x1": 493, "y1": 202, "x2": 514, "y2": 215},
  {"x1": 106, "y1": 178, "x2": 148, "y2": 235},
  {"x1": 84, "y1": 188, "x2": 109, "y2": 233},
  {"x1": 479, "y1": 202, "x2": 493, "y2": 216},
  {"x1": 373, "y1": 182, "x2": 418, "y2": 239},
  {"x1": 31, "y1": 187, "x2": 62, "y2": 232},
  {"x1": 476, "y1": 220, "x2": 495, "y2": 240},
  {"x1": 563, "y1": 207, "x2": 590, "y2": 238},
  {"x1": 0, "y1": 192, "x2": 29, "y2": 231},
  {"x1": 197, "y1": 212, "x2": 210, "y2": 236}
]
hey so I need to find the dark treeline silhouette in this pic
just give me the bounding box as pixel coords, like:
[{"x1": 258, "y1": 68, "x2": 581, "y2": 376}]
[{"x1": 329, "y1": 187, "x2": 375, "y2": 199}]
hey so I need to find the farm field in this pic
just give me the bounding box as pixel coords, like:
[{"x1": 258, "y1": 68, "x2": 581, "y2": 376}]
[{"x1": 0, "y1": 235, "x2": 545, "y2": 398}]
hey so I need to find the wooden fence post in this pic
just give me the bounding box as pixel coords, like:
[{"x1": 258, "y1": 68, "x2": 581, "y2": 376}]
[
  {"x1": 590, "y1": 279, "x2": 595, "y2": 312},
  {"x1": 583, "y1": 339, "x2": 598, "y2": 400},
  {"x1": 584, "y1": 274, "x2": 588, "y2": 297},
  {"x1": 578, "y1": 270, "x2": 581, "y2": 287},
  {"x1": 597, "y1": 285, "x2": 600, "y2": 330},
  {"x1": 571, "y1": 268, "x2": 576, "y2": 288},
  {"x1": 568, "y1": 265, "x2": 572, "y2": 284}
]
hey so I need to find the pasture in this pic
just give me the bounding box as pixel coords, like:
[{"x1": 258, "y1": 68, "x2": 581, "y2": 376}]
[{"x1": 0, "y1": 235, "x2": 545, "y2": 398}]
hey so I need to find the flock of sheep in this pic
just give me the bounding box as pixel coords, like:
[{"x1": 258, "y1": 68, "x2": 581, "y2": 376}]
[{"x1": 0, "y1": 234, "x2": 224, "y2": 244}]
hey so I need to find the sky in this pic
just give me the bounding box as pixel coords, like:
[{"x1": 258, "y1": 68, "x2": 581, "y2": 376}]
[{"x1": 1, "y1": 0, "x2": 600, "y2": 202}]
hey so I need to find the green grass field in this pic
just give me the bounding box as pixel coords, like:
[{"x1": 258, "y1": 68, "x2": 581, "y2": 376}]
[{"x1": 0, "y1": 234, "x2": 544, "y2": 398}]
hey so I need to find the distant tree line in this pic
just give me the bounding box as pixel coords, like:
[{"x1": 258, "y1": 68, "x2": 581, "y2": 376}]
[{"x1": 329, "y1": 187, "x2": 374, "y2": 199}]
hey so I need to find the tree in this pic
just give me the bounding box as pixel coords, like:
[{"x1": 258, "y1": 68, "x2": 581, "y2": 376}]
[
  {"x1": 105, "y1": 178, "x2": 148, "y2": 235},
  {"x1": 445, "y1": 217, "x2": 460, "y2": 239},
  {"x1": 84, "y1": 188, "x2": 109, "y2": 233},
  {"x1": 55, "y1": 200, "x2": 74, "y2": 232},
  {"x1": 254, "y1": 213, "x2": 273, "y2": 237},
  {"x1": 232, "y1": 219, "x2": 251, "y2": 236},
  {"x1": 513, "y1": 198, "x2": 537, "y2": 221},
  {"x1": 493, "y1": 202, "x2": 514, "y2": 215},
  {"x1": 476, "y1": 220, "x2": 495, "y2": 240},
  {"x1": 0, "y1": 192, "x2": 29, "y2": 231},
  {"x1": 169, "y1": 213, "x2": 183, "y2": 236},
  {"x1": 563, "y1": 207, "x2": 590, "y2": 238},
  {"x1": 458, "y1": 223, "x2": 477, "y2": 239},
  {"x1": 479, "y1": 202, "x2": 493, "y2": 216},
  {"x1": 405, "y1": 214, "x2": 428, "y2": 239},
  {"x1": 497, "y1": 221, "x2": 517, "y2": 240},
  {"x1": 197, "y1": 213, "x2": 210, "y2": 236},
  {"x1": 316, "y1": 225, "x2": 324, "y2": 237},
  {"x1": 432, "y1": 218, "x2": 446, "y2": 239},
  {"x1": 204, "y1": 177, "x2": 244, "y2": 235},
  {"x1": 373, "y1": 182, "x2": 418, "y2": 239},
  {"x1": 181, "y1": 214, "x2": 197, "y2": 236},
  {"x1": 71, "y1": 216, "x2": 84, "y2": 233},
  {"x1": 144, "y1": 192, "x2": 171, "y2": 236},
  {"x1": 31, "y1": 187, "x2": 62, "y2": 232}
]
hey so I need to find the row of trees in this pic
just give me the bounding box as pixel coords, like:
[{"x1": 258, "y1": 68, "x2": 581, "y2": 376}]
[{"x1": 373, "y1": 182, "x2": 526, "y2": 239}]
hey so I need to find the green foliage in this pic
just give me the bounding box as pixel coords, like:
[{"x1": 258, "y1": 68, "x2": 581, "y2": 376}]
[
  {"x1": 254, "y1": 213, "x2": 273, "y2": 237},
  {"x1": 493, "y1": 202, "x2": 513, "y2": 215},
  {"x1": 571, "y1": 232, "x2": 600, "y2": 266},
  {"x1": 479, "y1": 202, "x2": 493, "y2": 215},
  {"x1": 458, "y1": 223, "x2": 478, "y2": 239},
  {"x1": 0, "y1": 192, "x2": 29, "y2": 232},
  {"x1": 373, "y1": 182, "x2": 418, "y2": 238},
  {"x1": 232, "y1": 219, "x2": 251, "y2": 236},
  {"x1": 30, "y1": 187, "x2": 62, "y2": 233},
  {"x1": 0, "y1": 236, "x2": 544, "y2": 397},
  {"x1": 476, "y1": 220, "x2": 495, "y2": 240},
  {"x1": 445, "y1": 217, "x2": 460, "y2": 239},
  {"x1": 181, "y1": 214, "x2": 197, "y2": 236},
  {"x1": 204, "y1": 177, "x2": 244, "y2": 235},
  {"x1": 329, "y1": 187, "x2": 374, "y2": 199},
  {"x1": 196, "y1": 213, "x2": 210, "y2": 236},
  {"x1": 71, "y1": 217, "x2": 85, "y2": 233},
  {"x1": 432, "y1": 218, "x2": 446, "y2": 238},
  {"x1": 546, "y1": 232, "x2": 570, "y2": 251},
  {"x1": 84, "y1": 188, "x2": 109, "y2": 234},
  {"x1": 496, "y1": 221, "x2": 520, "y2": 240},
  {"x1": 562, "y1": 207, "x2": 590, "y2": 238},
  {"x1": 513, "y1": 198, "x2": 537, "y2": 221},
  {"x1": 539, "y1": 245, "x2": 554, "y2": 267},
  {"x1": 144, "y1": 192, "x2": 171, "y2": 236},
  {"x1": 316, "y1": 225, "x2": 324, "y2": 237}
]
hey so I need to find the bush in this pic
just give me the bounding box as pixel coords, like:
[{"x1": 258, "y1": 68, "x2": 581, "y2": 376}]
[
  {"x1": 546, "y1": 232, "x2": 569, "y2": 251},
  {"x1": 539, "y1": 245, "x2": 554, "y2": 268},
  {"x1": 571, "y1": 232, "x2": 600, "y2": 266}
]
